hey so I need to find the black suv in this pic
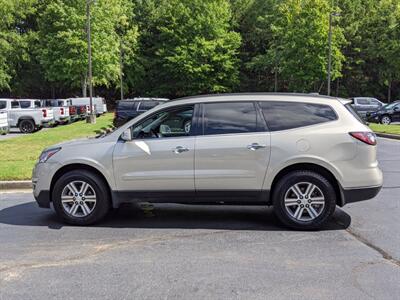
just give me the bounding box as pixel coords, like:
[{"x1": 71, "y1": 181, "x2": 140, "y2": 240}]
[
  {"x1": 113, "y1": 98, "x2": 168, "y2": 127},
  {"x1": 366, "y1": 101, "x2": 400, "y2": 125}
]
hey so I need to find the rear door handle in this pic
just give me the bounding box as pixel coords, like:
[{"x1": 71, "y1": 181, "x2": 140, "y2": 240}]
[
  {"x1": 173, "y1": 146, "x2": 189, "y2": 154},
  {"x1": 247, "y1": 143, "x2": 266, "y2": 151}
]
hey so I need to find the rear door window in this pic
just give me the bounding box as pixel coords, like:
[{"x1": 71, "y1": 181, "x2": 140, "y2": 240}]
[
  {"x1": 259, "y1": 101, "x2": 337, "y2": 131},
  {"x1": 203, "y1": 102, "x2": 258, "y2": 135},
  {"x1": 19, "y1": 101, "x2": 31, "y2": 108},
  {"x1": 0, "y1": 101, "x2": 6, "y2": 110}
]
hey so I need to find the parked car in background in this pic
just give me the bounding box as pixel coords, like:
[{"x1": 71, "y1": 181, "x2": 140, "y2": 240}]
[
  {"x1": 0, "y1": 99, "x2": 48, "y2": 133},
  {"x1": 113, "y1": 97, "x2": 169, "y2": 127},
  {"x1": 69, "y1": 97, "x2": 107, "y2": 116},
  {"x1": 33, "y1": 93, "x2": 382, "y2": 230},
  {"x1": 41, "y1": 99, "x2": 71, "y2": 125},
  {"x1": 19, "y1": 99, "x2": 55, "y2": 127},
  {"x1": 350, "y1": 97, "x2": 384, "y2": 119},
  {"x1": 367, "y1": 102, "x2": 400, "y2": 124},
  {"x1": 0, "y1": 108, "x2": 9, "y2": 135}
]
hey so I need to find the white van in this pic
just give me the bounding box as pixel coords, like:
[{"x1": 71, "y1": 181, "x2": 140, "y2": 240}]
[{"x1": 68, "y1": 97, "x2": 107, "y2": 116}]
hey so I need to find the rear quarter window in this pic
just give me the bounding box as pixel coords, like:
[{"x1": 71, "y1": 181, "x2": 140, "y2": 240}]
[
  {"x1": 259, "y1": 101, "x2": 337, "y2": 131},
  {"x1": 345, "y1": 103, "x2": 365, "y2": 124}
]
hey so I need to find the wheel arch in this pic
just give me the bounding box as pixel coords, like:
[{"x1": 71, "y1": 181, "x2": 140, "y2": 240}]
[
  {"x1": 270, "y1": 163, "x2": 344, "y2": 207},
  {"x1": 50, "y1": 163, "x2": 113, "y2": 206},
  {"x1": 17, "y1": 117, "x2": 35, "y2": 126}
]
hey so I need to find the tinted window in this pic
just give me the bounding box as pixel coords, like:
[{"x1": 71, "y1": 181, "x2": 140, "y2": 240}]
[
  {"x1": 19, "y1": 101, "x2": 31, "y2": 108},
  {"x1": 203, "y1": 102, "x2": 257, "y2": 135},
  {"x1": 259, "y1": 101, "x2": 337, "y2": 131},
  {"x1": 0, "y1": 101, "x2": 6, "y2": 109},
  {"x1": 137, "y1": 101, "x2": 160, "y2": 111},
  {"x1": 34, "y1": 100, "x2": 41, "y2": 108},
  {"x1": 118, "y1": 101, "x2": 136, "y2": 110},
  {"x1": 11, "y1": 101, "x2": 20, "y2": 109}
]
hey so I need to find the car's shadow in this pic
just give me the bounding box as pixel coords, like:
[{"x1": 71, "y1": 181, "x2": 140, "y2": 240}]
[{"x1": 0, "y1": 201, "x2": 351, "y2": 231}]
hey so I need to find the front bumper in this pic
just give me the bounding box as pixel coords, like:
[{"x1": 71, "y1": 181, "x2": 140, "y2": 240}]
[
  {"x1": 338, "y1": 185, "x2": 382, "y2": 207},
  {"x1": 32, "y1": 161, "x2": 61, "y2": 208}
]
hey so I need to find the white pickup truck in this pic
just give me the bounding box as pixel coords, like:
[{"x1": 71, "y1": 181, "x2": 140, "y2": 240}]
[
  {"x1": 41, "y1": 99, "x2": 71, "y2": 124},
  {"x1": 69, "y1": 97, "x2": 107, "y2": 116},
  {"x1": 0, "y1": 99, "x2": 54, "y2": 133},
  {"x1": 0, "y1": 108, "x2": 9, "y2": 135}
]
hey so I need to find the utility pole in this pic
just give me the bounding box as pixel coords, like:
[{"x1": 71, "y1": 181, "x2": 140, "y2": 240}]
[
  {"x1": 327, "y1": 11, "x2": 340, "y2": 96},
  {"x1": 86, "y1": 0, "x2": 96, "y2": 124},
  {"x1": 327, "y1": 13, "x2": 333, "y2": 96},
  {"x1": 120, "y1": 38, "x2": 124, "y2": 101}
]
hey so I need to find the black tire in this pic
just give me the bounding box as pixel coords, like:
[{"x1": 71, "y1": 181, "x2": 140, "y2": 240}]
[
  {"x1": 380, "y1": 115, "x2": 391, "y2": 125},
  {"x1": 19, "y1": 119, "x2": 35, "y2": 133},
  {"x1": 272, "y1": 170, "x2": 336, "y2": 230},
  {"x1": 52, "y1": 170, "x2": 111, "y2": 225}
]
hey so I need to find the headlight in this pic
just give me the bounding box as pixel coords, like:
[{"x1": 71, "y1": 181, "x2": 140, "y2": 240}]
[{"x1": 39, "y1": 147, "x2": 61, "y2": 163}]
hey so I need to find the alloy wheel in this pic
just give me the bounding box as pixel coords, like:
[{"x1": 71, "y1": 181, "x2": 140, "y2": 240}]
[
  {"x1": 61, "y1": 181, "x2": 97, "y2": 218},
  {"x1": 381, "y1": 116, "x2": 391, "y2": 125},
  {"x1": 284, "y1": 182, "x2": 325, "y2": 221}
]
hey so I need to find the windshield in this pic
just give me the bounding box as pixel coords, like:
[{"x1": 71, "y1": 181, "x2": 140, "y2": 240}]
[{"x1": 382, "y1": 102, "x2": 398, "y2": 110}]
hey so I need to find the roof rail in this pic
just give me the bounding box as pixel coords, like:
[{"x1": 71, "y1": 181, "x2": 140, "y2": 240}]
[{"x1": 170, "y1": 92, "x2": 337, "y2": 102}]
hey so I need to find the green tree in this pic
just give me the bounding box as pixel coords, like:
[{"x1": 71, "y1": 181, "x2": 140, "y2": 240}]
[
  {"x1": 36, "y1": 0, "x2": 138, "y2": 96},
  {"x1": 0, "y1": 0, "x2": 36, "y2": 90},
  {"x1": 130, "y1": 0, "x2": 241, "y2": 98},
  {"x1": 244, "y1": 0, "x2": 345, "y2": 93}
]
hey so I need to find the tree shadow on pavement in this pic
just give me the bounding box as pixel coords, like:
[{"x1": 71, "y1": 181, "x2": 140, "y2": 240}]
[{"x1": 0, "y1": 201, "x2": 351, "y2": 231}]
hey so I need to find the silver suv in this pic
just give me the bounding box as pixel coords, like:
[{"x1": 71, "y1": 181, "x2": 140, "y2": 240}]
[{"x1": 32, "y1": 94, "x2": 383, "y2": 230}]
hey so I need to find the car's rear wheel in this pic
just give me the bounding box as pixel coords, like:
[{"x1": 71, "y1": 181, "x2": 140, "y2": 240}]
[
  {"x1": 52, "y1": 170, "x2": 110, "y2": 225},
  {"x1": 381, "y1": 115, "x2": 391, "y2": 125},
  {"x1": 272, "y1": 170, "x2": 336, "y2": 230},
  {"x1": 19, "y1": 119, "x2": 35, "y2": 133}
]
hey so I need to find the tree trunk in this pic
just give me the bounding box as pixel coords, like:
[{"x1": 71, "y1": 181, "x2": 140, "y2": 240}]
[
  {"x1": 387, "y1": 80, "x2": 392, "y2": 103},
  {"x1": 274, "y1": 68, "x2": 278, "y2": 92}
]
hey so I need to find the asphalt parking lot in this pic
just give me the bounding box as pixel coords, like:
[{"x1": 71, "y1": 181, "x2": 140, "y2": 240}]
[{"x1": 0, "y1": 138, "x2": 399, "y2": 299}]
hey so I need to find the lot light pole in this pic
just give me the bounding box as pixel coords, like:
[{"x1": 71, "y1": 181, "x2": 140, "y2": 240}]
[
  {"x1": 327, "y1": 12, "x2": 340, "y2": 96},
  {"x1": 86, "y1": 0, "x2": 96, "y2": 124}
]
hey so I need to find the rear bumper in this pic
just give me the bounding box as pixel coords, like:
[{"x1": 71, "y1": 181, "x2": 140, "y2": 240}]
[{"x1": 339, "y1": 185, "x2": 382, "y2": 207}]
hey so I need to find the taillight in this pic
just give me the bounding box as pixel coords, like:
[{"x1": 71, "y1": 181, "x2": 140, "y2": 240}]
[
  {"x1": 60, "y1": 108, "x2": 64, "y2": 115},
  {"x1": 349, "y1": 132, "x2": 377, "y2": 145},
  {"x1": 42, "y1": 109, "x2": 47, "y2": 118}
]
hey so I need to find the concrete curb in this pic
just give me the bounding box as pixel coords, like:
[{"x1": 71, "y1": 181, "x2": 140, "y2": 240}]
[
  {"x1": 0, "y1": 181, "x2": 32, "y2": 190},
  {"x1": 376, "y1": 133, "x2": 400, "y2": 140}
]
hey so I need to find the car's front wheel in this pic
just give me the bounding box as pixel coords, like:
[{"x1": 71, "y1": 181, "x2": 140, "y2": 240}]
[
  {"x1": 272, "y1": 170, "x2": 336, "y2": 230},
  {"x1": 52, "y1": 170, "x2": 110, "y2": 225}
]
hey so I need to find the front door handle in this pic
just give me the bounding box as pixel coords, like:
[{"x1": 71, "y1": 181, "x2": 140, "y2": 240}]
[
  {"x1": 247, "y1": 143, "x2": 266, "y2": 151},
  {"x1": 173, "y1": 146, "x2": 189, "y2": 154}
]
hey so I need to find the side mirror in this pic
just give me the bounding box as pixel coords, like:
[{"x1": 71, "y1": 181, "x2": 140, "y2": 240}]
[
  {"x1": 394, "y1": 106, "x2": 399, "y2": 111},
  {"x1": 121, "y1": 128, "x2": 132, "y2": 141}
]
